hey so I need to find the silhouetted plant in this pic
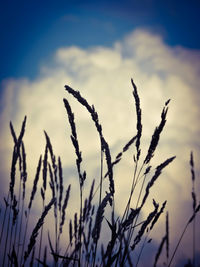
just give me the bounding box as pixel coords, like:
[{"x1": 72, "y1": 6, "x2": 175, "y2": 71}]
[{"x1": 0, "y1": 79, "x2": 199, "y2": 267}]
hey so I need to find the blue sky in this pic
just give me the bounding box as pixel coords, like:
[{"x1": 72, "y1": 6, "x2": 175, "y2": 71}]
[{"x1": 1, "y1": 0, "x2": 200, "y2": 81}]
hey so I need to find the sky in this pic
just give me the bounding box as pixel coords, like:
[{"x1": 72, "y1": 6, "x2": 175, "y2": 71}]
[
  {"x1": 1, "y1": 0, "x2": 200, "y2": 81},
  {"x1": 0, "y1": 1, "x2": 200, "y2": 266}
]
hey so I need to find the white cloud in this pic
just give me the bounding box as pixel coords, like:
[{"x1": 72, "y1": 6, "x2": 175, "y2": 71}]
[{"x1": 1, "y1": 29, "x2": 200, "y2": 265}]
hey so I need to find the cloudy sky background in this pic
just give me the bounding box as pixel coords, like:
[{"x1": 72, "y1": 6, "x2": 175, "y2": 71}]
[{"x1": 1, "y1": 1, "x2": 200, "y2": 266}]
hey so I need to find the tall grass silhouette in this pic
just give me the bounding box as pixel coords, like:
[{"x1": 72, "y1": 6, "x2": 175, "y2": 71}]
[{"x1": 0, "y1": 79, "x2": 199, "y2": 266}]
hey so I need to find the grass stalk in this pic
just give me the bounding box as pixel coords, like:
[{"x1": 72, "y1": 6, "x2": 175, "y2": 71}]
[
  {"x1": 38, "y1": 200, "x2": 45, "y2": 267},
  {"x1": 16, "y1": 184, "x2": 25, "y2": 258},
  {"x1": 0, "y1": 193, "x2": 9, "y2": 245},
  {"x1": 2, "y1": 198, "x2": 12, "y2": 267},
  {"x1": 190, "y1": 152, "x2": 196, "y2": 267}
]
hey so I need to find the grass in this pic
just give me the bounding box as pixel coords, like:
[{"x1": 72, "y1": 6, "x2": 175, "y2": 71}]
[{"x1": 0, "y1": 79, "x2": 199, "y2": 266}]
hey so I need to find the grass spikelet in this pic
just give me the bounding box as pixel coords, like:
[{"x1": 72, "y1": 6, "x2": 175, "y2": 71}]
[
  {"x1": 144, "y1": 165, "x2": 152, "y2": 176},
  {"x1": 21, "y1": 142, "x2": 27, "y2": 200},
  {"x1": 144, "y1": 101, "x2": 170, "y2": 165},
  {"x1": 4, "y1": 197, "x2": 9, "y2": 207},
  {"x1": 190, "y1": 151, "x2": 196, "y2": 267},
  {"x1": 140, "y1": 157, "x2": 175, "y2": 208},
  {"x1": 24, "y1": 198, "x2": 55, "y2": 263},
  {"x1": 42, "y1": 144, "x2": 48, "y2": 194},
  {"x1": 104, "y1": 219, "x2": 118, "y2": 266},
  {"x1": 188, "y1": 202, "x2": 200, "y2": 224},
  {"x1": 69, "y1": 219, "x2": 73, "y2": 245},
  {"x1": 102, "y1": 139, "x2": 114, "y2": 195},
  {"x1": 131, "y1": 200, "x2": 159, "y2": 250},
  {"x1": 83, "y1": 198, "x2": 88, "y2": 222},
  {"x1": 64, "y1": 85, "x2": 114, "y2": 195},
  {"x1": 74, "y1": 212, "x2": 78, "y2": 241},
  {"x1": 28, "y1": 155, "x2": 42, "y2": 210},
  {"x1": 17, "y1": 116, "x2": 27, "y2": 147},
  {"x1": 110, "y1": 135, "x2": 137, "y2": 171},
  {"x1": 48, "y1": 163, "x2": 55, "y2": 199},
  {"x1": 122, "y1": 208, "x2": 140, "y2": 230},
  {"x1": 41, "y1": 188, "x2": 45, "y2": 202},
  {"x1": 10, "y1": 121, "x2": 18, "y2": 145},
  {"x1": 63, "y1": 98, "x2": 77, "y2": 139},
  {"x1": 10, "y1": 146, "x2": 19, "y2": 201},
  {"x1": 9, "y1": 116, "x2": 27, "y2": 201},
  {"x1": 190, "y1": 151, "x2": 195, "y2": 182},
  {"x1": 64, "y1": 86, "x2": 102, "y2": 136},
  {"x1": 190, "y1": 152, "x2": 197, "y2": 210},
  {"x1": 92, "y1": 192, "x2": 112, "y2": 244},
  {"x1": 131, "y1": 78, "x2": 142, "y2": 160},
  {"x1": 12, "y1": 195, "x2": 18, "y2": 225},
  {"x1": 92, "y1": 192, "x2": 112, "y2": 266},
  {"x1": 44, "y1": 131, "x2": 58, "y2": 190},
  {"x1": 63, "y1": 98, "x2": 85, "y2": 187},
  {"x1": 60, "y1": 185, "x2": 71, "y2": 234},
  {"x1": 191, "y1": 191, "x2": 197, "y2": 212},
  {"x1": 154, "y1": 235, "x2": 166, "y2": 267},
  {"x1": 123, "y1": 135, "x2": 137, "y2": 153},
  {"x1": 85, "y1": 180, "x2": 95, "y2": 222},
  {"x1": 150, "y1": 200, "x2": 167, "y2": 231}
]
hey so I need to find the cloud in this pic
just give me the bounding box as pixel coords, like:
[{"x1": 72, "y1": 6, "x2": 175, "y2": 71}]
[{"x1": 1, "y1": 28, "x2": 200, "y2": 265}]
